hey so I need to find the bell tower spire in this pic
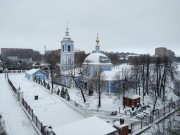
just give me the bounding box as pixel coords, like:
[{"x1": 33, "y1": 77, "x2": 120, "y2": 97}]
[
  {"x1": 65, "y1": 21, "x2": 69, "y2": 37},
  {"x1": 95, "y1": 33, "x2": 100, "y2": 53}
]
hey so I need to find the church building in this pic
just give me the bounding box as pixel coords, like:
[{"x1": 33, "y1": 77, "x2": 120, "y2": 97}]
[
  {"x1": 82, "y1": 35, "x2": 119, "y2": 93},
  {"x1": 82, "y1": 34, "x2": 112, "y2": 78},
  {"x1": 59, "y1": 30, "x2": 122, "y2": 93}
]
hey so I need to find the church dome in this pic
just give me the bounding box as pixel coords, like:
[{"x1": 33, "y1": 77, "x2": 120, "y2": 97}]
[{"x1": 84, "y1": 52, "x2": 112, "y2": 65}]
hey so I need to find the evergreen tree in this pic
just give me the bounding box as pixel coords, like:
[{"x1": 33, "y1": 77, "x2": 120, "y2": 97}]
[
  {"x1": 57, "y1": 88, "x2": 60, "y2": 95},
  {"x1": 47, "y1": 83, "x2": 50, "y2": 89}
]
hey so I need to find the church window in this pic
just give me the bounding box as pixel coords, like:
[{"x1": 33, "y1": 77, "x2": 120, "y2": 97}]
[
  {"x1": 68, "y1": 45, "x2": 71, "y2": 52},
  {"x1": 63, "y1": 45, "x2": 64, "y2": 51},
  {"x1": 68, "y1": 58, "x2": 71, "y2": 64}
]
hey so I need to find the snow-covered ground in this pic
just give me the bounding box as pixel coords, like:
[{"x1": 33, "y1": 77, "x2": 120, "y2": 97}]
[
  {"x1": 8, "y1": 73, "x2": 84, "y2": 128},
  {"x1": 144, "y1": 112, "x2": 180, "y2": 135},
  {"x1": 3, "y1": 69, "x2": 179, "y2": 135},
  {"x1": 0, "y1": 74, "x2": 38, "y2": 135}
]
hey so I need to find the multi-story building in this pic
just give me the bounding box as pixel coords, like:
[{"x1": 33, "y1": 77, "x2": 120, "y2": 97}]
[
  {"x1": 155, "y1": 47, "x2": 175, "y2": 57},
  {"x1": 0, "y1": 48, "x2": 33, "y2": 57}
]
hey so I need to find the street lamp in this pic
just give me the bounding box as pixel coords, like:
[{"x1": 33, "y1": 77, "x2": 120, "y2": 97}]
[
  {"x1": 48, "y1": 64, "x2": 54, "y2": 94},
  {"x1": 5, "y1": 67, "x2": 8, "y2": 79}
]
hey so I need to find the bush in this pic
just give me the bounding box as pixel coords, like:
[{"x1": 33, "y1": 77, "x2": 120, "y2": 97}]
[
  {"x1": 66, "y1": 93, "x2": 70, "y2": 101},
  {"x1": 61, "y1": 87, "x2": 65, "y2": 98},
  {"x1": 47, "y1": 83, "x2": 50, "y2": 89},
  {"x1": 57, "y1": 88, "x2": 60, "y2": 95}
]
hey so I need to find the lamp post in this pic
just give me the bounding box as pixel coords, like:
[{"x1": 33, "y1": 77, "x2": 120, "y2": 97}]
[
  {"x1": 5, "y1": 67, "x2": 8, "y2": 79},
  {"x1": 48, "y1": 64, "x2": 54, "y2": 94}
]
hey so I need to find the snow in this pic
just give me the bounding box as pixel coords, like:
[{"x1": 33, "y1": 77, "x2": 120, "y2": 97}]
[
  {"x1": 0, "y1": 74, "x2": 38, "y2": 135},
  {"x1": 26, "y1": 68, "x2": 40, "y2": 75},
  {"x1": 101, "y1": 63, "x2": 132, "y2": 81},
  {"x1": 125, "y1": 94, "x2": 140, "y2": 99},
  {"x1": 102, "y1": 70, "x2": 118, "y2": 81},
  {"x1": 53, "y1": 116, "x2": 117, "y2": 135},
  {"x1": 113, "y1": 121, "x2": 128, "y2": 129},
  {"x1": 1, "y1": 63, "x2": 179, "y2": 135},
  {"x1": 84, "y1": 52, "x2": 112, "y2": 64},
  {"x1": 8, "y1": 73, "x2": 84, "y2": 127}
]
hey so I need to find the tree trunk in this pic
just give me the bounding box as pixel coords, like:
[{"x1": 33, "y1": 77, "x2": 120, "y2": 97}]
[
  {"x1": 153, "y1": 96, "x2": 158, "y2": 114},
  {"x1": 71, "y1": 76, "x2": 86, "y2": 103},
  {"x1": 146, "y1": 62, "x2": 150, "y2": 95},
  {"x1": 142, "y1": 64, "x2": 145, "y2": 102}
]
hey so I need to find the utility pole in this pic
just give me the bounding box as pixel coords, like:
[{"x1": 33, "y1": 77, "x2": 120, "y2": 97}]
[{"x1": 50, "y1": 64, "x2": 54, "y2": 90}]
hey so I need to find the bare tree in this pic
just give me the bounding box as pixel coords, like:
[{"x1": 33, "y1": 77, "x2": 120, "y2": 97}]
[
  {"x1": 114, "y1": 71, "x2": 123, "y2": 99},
  {"x1": 89, "y1": 66, "x2": 106, "y2": 108},
  {"x1": 70, "y1": 66, "x2": 86, "y2": 103},
  {"x1": 148, "y1": 113, "x2": 180, "y2": 135},
  {"x1": 150, "y1": 56, "x2": 178, "y2": 112}
]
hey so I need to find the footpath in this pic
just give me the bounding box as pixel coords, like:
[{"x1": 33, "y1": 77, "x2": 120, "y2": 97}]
[{"x1": 0, "y1": 73, "x2": 38, "y2": 135}]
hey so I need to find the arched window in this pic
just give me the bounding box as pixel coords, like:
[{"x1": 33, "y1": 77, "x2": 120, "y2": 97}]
[
  {"x1": 68, "y1": 45, "x2": 71, "y2": 52},
  {"x1": 63, "y1": 45, "x2": 64, "y2": 51}
]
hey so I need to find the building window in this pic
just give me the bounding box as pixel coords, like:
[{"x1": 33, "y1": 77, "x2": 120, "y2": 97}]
[{"x1": 68, "y1": 45, "x2": 71, "y2": 52}]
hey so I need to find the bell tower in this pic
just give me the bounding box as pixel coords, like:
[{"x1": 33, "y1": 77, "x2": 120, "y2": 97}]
[{"x1": 60, "y1": 26, "x2": 75, "y2": 71}]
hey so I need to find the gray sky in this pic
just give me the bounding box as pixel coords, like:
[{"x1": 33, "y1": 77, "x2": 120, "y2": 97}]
[{"x1": 0, "y1": 0, "x2": 180, "y2": 55}]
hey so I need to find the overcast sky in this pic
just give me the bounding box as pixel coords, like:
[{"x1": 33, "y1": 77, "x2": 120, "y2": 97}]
[{"x1": 0, "y1": 0, "x2": 180, "y2": 55}]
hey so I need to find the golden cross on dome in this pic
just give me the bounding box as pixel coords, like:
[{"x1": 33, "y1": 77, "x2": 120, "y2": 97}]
[{"x1": 96, "y1": 33, "x2": 99, "y2": 45}]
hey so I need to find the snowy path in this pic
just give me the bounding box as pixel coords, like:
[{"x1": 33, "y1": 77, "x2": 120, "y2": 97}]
[
  {"x1": 8, "y1": 73, "x2": 84, "y2": 128},
  {"x1": 0, "y1": 74, "x2": 38, "y2": 135}
]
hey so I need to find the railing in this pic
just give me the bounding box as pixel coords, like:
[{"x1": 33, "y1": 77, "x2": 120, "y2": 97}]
[
  {"x1": 22, "y1": 99, "x2": 44, "y2": 134},
  {"x1": 7, "y1": 78, "x2": 56, "y2": 135},
  {"x1": 8, "y1": 79, "x2": 17, "y2": 95},
  {"x1": 131, "y1": 99, "x2": 180, "y2": 134}
]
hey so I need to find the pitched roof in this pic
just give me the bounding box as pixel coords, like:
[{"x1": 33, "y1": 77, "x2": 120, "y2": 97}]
[
  {"x1": 26, "y1": 68, "x2": 47, "y2": 75},
  {"x1": 52, "y1": 116, "x2": 117, "y2": 135}
]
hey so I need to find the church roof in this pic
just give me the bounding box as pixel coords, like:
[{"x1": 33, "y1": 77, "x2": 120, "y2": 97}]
[{"x1": 83, "y1": 52, "x2": 112, "y2": 65}]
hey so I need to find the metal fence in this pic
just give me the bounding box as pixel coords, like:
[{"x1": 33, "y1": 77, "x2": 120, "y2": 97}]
[
  {"x1": 22, "y1": 98, "x2": 56, "y2": 135},
  {"x1": 8, "y1": 79, "x2": 17, "y2": 95},
  {"x1": 131, "y1": 99, "x2": 180, "y2": 133},
  {"x1": 7, "y1": 78, "x2": 56, "y2": 135}
]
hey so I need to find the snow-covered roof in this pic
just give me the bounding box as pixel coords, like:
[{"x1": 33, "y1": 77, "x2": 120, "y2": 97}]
[
  {"x1": 53, "y1": 116, "x2": 117, "y2": 135},
  {"x1": 83, "y1": 52, "x2": 112, "y2": 65},
  {"x1": 32, "y1": 62, "x2": 40, "y2": 66},
  {"x1": 102, "y1": 70, "x2": 121, "y2": 81},
  {"x1": 125, "y1": 94, "x2": 140, "y2": 99},
  {"x1": 102, "y1": 64, "x2": 132, "y2": 81},
  {"x1": 113, "y1": 121, "x2": 128, "y2": 129},
  {"x1": 25, "y1": 68, "x2": 47, "y2": 75}
]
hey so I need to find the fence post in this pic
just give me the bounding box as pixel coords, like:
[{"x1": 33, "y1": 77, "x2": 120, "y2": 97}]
[
  {"x1": 22, "y1": 98, "x2": 24, "y2": 106},
  {"x1": 32, "y1": 110, "x2": 33, "y2": 120},
  {"x1": 141, "y1": 119, "x2": 142, "y2": 129},
  {"x1": 36, "y1": 116, "x2": 38, "y2": 126},
  {"x1": 41, "y1": 123, "x2": 43, "y2": 133}
]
